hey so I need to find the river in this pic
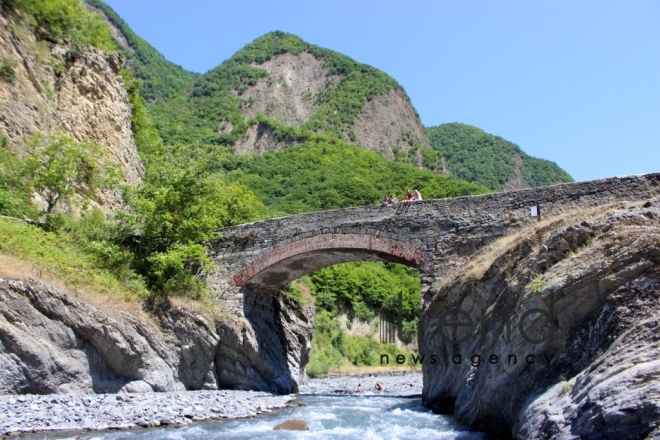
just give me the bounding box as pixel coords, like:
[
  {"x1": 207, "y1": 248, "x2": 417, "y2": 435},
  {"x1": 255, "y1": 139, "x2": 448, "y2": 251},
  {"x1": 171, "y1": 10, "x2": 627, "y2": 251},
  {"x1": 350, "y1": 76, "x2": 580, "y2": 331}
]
[{"x1": 25, "y1": 394, "x2": 487, "y2": 440}]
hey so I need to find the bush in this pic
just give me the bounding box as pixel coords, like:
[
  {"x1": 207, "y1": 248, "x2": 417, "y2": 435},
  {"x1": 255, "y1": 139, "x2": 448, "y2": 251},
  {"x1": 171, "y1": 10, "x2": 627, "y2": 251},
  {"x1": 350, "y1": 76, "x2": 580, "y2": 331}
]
[
  {"x1": 0, "y1": 57, "x2": 16, "y2": 82},
  {"x1": 9, "y1": 0, "x2": 116, "y2": 54}
]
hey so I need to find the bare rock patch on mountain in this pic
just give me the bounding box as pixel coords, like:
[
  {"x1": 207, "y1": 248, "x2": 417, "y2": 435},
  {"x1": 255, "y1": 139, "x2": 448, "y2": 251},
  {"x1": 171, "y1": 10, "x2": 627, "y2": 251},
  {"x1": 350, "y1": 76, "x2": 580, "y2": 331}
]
[
  {"x1": 349, "y1": 88, "x2": 430, "y2": 160},
  {"x1": 240, "y1": 52, "x2": 341, "y2": 127}
]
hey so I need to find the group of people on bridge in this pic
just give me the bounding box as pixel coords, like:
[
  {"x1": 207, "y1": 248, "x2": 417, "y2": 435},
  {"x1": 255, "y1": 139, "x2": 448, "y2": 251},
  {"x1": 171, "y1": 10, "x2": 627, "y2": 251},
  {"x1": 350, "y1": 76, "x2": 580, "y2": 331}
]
[{"x1": 381, "y1": 188, "x2": 422, "y2": 206}]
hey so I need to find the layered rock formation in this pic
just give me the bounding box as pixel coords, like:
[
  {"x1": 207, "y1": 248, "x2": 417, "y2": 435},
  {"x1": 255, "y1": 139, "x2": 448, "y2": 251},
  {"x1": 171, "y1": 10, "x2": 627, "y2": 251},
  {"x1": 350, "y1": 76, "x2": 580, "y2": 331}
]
[
  {"x1": 420, "y1": 198, "x2": 660, "y2": 439},
  {"x1": 0, "y1": 277, "x2": 313, "y2": 395},
  {"x1": 0, "y1": 10, "x2": 144, "y2": 209}
]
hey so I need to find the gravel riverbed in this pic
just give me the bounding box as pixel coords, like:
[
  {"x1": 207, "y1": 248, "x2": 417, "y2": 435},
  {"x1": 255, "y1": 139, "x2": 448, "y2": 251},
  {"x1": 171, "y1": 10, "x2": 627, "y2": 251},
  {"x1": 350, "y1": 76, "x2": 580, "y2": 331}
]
[
  {"x1": 0, "y1": 390, "x2": 294, "y2": 436},
  {"x1": 299, "y1": 369, "x2": 423, "y2": 396},
  {"x1": 0, "y1": 371, "x2": 423, "y2": 436}
]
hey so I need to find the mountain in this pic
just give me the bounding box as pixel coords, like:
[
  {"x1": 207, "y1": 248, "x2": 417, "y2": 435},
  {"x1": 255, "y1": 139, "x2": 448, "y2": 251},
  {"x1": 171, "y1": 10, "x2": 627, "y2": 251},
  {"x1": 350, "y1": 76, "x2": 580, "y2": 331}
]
[
  {"x1": 86, "y1": 0, "x2": 572, "y2": 190},
  {"x1": 147, "y1": 31, "x2": 437, "y2": 169},
  {"x1": 426, "y1": 123, "x2": 573, "y2": 191}
]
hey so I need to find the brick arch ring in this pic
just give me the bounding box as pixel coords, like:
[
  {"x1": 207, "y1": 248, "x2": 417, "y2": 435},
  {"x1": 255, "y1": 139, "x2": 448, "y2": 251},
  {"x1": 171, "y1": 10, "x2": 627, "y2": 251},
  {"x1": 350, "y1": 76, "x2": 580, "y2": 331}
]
[{"x1": 232, "y1": 233, "x2": 432, "y2": 289}]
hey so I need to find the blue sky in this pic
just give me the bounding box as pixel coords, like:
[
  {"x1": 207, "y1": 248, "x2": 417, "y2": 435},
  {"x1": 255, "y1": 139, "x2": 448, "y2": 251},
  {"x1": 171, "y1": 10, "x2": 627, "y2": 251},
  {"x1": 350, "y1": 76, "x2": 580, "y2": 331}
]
[{"x1": 103, "y1": 0, "x2": 659, "y2": 182}]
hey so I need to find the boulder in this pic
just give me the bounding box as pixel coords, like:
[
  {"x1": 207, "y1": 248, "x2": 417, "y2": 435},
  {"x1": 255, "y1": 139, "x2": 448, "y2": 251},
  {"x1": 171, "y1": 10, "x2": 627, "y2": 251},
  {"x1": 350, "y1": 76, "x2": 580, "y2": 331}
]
[{"x1": 273, "y1": 419, "x2": 310, "y2": 431}]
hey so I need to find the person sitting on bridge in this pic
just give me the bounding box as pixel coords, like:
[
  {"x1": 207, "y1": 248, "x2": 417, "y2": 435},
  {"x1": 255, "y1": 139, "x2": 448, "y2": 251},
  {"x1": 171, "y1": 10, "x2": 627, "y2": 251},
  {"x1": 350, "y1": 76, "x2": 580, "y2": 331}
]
[
  {"x1": 381, "y1": 194, "x2": 389, "y2": 206},
  {"x1": 402, "y1": 190, "x2": 413, "y2": 202},
  {"x1": 413, "y1": 188, "x2": 422, "y2": 201}
]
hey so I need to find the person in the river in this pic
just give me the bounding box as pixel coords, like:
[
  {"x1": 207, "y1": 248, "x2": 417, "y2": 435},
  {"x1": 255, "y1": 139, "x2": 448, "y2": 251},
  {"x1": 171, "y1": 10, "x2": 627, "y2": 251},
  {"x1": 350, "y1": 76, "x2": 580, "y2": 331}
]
[
  {"x1": 375, "y1": 381, "x2": 384, "y2": 391},
  {"x1": 357, "y1": 383, "x2": 363, "y2": 393}
]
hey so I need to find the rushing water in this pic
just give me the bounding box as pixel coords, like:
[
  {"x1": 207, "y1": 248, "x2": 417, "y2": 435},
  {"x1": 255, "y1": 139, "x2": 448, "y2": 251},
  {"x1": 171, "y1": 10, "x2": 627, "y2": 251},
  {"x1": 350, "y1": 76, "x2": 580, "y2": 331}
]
[{"x1": 27, "y1": 395, "x2": 488, "y2": 440}]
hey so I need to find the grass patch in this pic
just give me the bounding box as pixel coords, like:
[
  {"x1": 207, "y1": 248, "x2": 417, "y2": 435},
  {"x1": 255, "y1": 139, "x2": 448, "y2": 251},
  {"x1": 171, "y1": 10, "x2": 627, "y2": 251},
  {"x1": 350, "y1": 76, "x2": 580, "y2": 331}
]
[
  {"x1": 527, "y1": 274, "x2": 546, "y2": 295},
  {"x1": 0, "y1": 57, "x2": 16, "y2": 82},
  {"x1": 0, "y1": 218, "x2": 148, "y2": 300}
]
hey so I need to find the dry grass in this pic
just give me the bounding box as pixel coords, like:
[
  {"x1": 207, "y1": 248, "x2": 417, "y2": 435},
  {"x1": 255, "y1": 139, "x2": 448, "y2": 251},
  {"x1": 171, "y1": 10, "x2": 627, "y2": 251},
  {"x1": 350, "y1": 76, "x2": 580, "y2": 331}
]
[
  {"x1": 168, "y1": 295, "x2": 231, "y2": 325},
  {"x1": 0, "y1": 252, "x2": 152, "y2": 321},
  {"x1": 442, "y1": 203, "x2": 623, "y2": 290}
]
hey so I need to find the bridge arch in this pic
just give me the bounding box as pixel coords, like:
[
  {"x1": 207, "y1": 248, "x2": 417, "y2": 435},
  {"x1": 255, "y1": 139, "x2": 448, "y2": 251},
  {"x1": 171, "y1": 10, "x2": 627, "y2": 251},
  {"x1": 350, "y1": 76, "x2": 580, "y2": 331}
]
[{"x1": 232, "y1": 233, "x2": 432, "y2": 295}]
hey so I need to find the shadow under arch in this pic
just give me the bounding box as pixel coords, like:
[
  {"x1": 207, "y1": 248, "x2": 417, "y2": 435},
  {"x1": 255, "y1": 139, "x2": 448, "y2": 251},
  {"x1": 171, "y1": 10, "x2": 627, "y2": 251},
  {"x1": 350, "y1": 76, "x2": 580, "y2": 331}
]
[{"x1": 232, "y1": 233, "x2": 433, "y2": 295}]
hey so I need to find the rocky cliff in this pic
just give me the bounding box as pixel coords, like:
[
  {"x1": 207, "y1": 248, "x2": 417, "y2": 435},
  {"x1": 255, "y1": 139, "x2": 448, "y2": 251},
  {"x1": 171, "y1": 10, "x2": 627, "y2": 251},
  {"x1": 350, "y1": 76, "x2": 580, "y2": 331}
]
[
  {"x1": 0, "y1": 9, "x2": 144, "y2": 209},
  {"x1": 0, "y1": 277, "x2": 313, "y2": 395},
  {"x1": 420, "y1": 198, "x2": 660, "y2": 439}
]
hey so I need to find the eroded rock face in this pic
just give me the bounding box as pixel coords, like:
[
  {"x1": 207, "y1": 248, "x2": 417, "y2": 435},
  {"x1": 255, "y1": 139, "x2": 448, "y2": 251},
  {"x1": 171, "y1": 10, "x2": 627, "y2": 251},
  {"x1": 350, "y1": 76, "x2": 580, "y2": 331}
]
[
  {"x1": 56, "y1": 49, "x2": 144, "y2": 187},
  {"x1": 420, "y1": 199, "x2": 660, "y2": 439},
  {"x1": 349, "y1": 88, "x2": 430, "y2": 160},
  {"x1": 0, "y1": 279, "x2": 184, "y2": 394},
  {"x1": 0, "y1": 13, "x2": 58, "y2": 149},
  {"x1": 0, "y1": 278, "x2": 313, "y2": 395},
  {"x1": 233, "y1": 122, "x2": 292, "y2": 155},
  {"x1": 214, "y1": 290, "x2": 314, "y2": 394},
  {"x1": 0, "y1": 11, "x2": 143, "y2": 211},
  {"x1": 232, "y1": 52, "x2": 430, "y2": 162}
]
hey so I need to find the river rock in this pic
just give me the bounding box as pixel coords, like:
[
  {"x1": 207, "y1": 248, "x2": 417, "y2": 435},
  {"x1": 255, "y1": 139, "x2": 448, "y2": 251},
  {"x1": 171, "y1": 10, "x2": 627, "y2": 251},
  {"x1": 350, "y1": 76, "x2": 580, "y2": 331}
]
[{"x1": 274, "y1": 419, "x2": 310, "y2": 431}]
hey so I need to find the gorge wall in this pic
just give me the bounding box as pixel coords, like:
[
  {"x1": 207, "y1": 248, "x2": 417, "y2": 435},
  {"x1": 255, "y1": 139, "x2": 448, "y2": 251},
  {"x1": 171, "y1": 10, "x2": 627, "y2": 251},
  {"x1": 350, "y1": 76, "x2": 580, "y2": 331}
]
[
  {"x1": 0, "y1": 276, "x2": 313, "y2": 395},
  {"x1": 0, "y1": 10, "x2": 144, "y2": 210},
  {"x1": 420, "y1": 197, "x2": 660, "y2": 439}
]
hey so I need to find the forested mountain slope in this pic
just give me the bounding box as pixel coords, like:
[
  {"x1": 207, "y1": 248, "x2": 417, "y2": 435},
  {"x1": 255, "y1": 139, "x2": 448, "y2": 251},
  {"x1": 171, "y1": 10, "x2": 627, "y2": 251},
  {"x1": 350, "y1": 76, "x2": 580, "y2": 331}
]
[
  {"x1": 426, "y1": 123, "x2": 573, "y2": 191},
  {"x1": 147, "y1": 31, "x2": 437, "y2": 170},
  {"x1": 88, "y1": 0, "x2": 572, "y2": 192}
]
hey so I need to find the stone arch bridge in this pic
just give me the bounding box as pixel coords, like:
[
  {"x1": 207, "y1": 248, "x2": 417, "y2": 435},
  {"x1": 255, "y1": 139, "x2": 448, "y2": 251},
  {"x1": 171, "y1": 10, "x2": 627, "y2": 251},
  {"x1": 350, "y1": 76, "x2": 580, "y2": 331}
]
[{"x1": 205, "y1": 173, "x2": 660, "y2": 394}]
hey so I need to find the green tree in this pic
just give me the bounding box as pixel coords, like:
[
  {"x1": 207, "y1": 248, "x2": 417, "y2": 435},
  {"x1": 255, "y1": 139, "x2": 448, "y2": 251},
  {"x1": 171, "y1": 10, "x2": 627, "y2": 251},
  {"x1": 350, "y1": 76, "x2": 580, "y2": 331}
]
[
  {"x1": 20, "y1": 133, "x2": 122, "y2": 216},
  {"x1": 127, "y1": 162, "x2": 266, "y2": 297},
  {"x1": 0, "y1": 137, "x2": 34, "y2": 217}
]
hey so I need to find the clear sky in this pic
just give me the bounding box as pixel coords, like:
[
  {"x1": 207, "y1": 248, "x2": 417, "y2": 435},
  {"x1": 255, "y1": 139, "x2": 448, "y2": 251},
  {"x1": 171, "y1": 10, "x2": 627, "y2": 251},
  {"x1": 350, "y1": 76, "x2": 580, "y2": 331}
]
[{"x1": 102, "y1": 0, "x2": 659, "y2": 182}]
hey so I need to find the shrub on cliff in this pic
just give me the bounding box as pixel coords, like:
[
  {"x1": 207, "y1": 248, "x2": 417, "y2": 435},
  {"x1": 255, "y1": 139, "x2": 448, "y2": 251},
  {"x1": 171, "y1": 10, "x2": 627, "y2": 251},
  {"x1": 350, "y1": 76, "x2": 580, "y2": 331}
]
[{"x1": 7, "y1": 0, "x2": 116, "y2": 54}]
